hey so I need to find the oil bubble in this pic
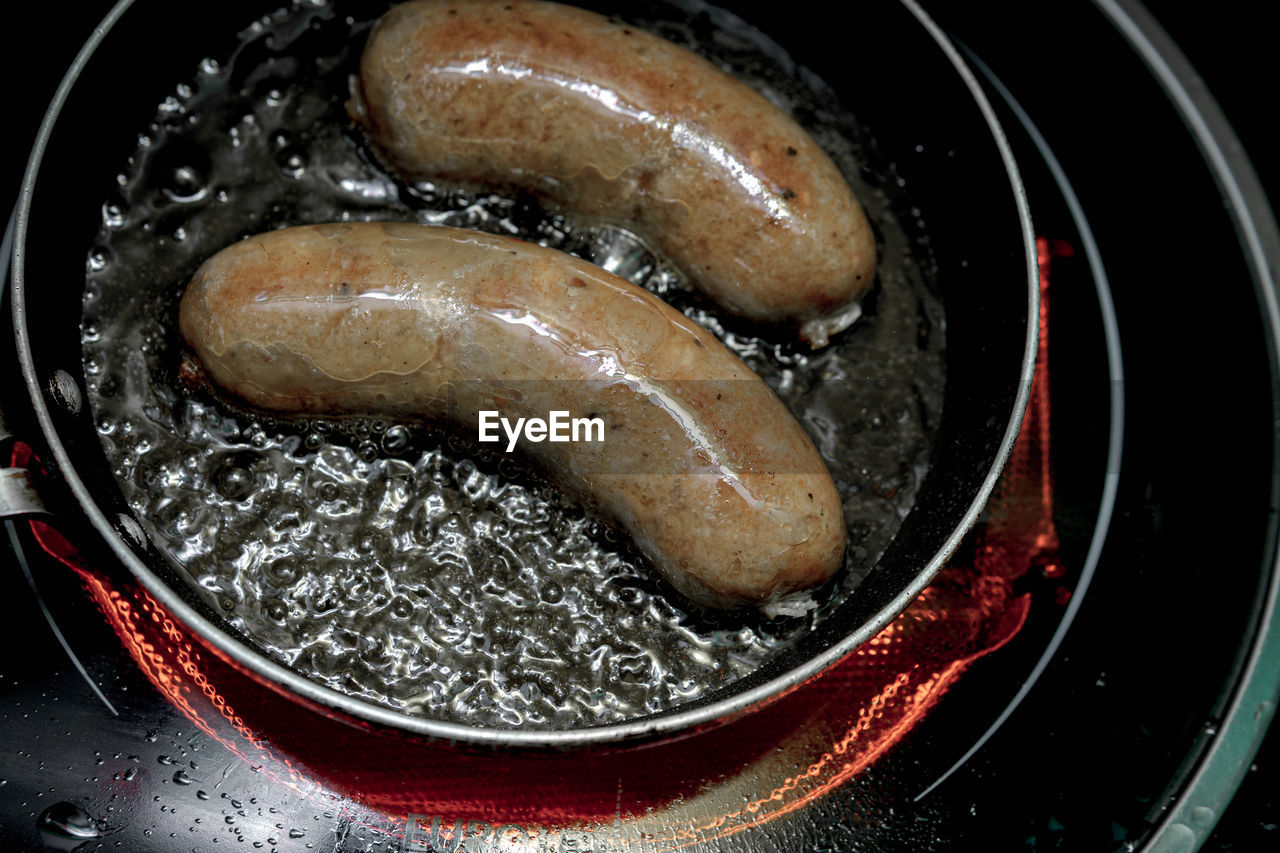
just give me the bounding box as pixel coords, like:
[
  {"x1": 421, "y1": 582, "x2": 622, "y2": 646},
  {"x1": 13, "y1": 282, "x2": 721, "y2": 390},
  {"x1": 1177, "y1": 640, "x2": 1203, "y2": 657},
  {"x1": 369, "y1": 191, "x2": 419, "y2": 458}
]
[
  {"x1": 276, "y1": 146, "x2": 307, "y2": 179},
  {"x1": 101, "y1": 203, "x2": 125, "y2": 228},
  {"x1": 117, "y1": 514, "x2": 146, "y2": 548},
  {"x1": 213, "y1": 459, "x2": 255, "y2": 501},
  {"x1": 264, "y1": 598, "x2": 289, "y2": 622},
  {"x1": 266, "y1": 557, "x2": 302, "y2": 586},
  {"x1": 86, "y1": 248, "x2": 110, "y2": 273},
  {"x1": 47, "y1": 370, "x2": 83, "y2": 415},
  {"x1": 162, "y1": 165, "x2": 209, "y2": 203},
  {"x1": 381, "y1": 425, "x2": 410, "y2": 453}
]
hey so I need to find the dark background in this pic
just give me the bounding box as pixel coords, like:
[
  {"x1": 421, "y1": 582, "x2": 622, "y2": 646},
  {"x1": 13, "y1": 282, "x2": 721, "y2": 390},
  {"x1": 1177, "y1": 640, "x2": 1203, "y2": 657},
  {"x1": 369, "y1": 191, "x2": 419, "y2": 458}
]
[
  {"x1": 2, "y1": 1, "x2": 1275, "y2": 850},
  {"x1": 1123, "y1": 4, "x2": 1276, "y2": 847}
]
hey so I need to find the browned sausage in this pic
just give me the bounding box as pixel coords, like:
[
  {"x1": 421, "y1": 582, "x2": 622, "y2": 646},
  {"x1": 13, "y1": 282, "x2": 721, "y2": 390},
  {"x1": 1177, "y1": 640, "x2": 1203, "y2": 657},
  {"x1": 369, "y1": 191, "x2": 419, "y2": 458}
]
[
  {"x1": 178, "y1": 222, "x2": 845, "y2": 608},
  {"x1": 349, "y1": 0, "x2": 875, "y2": 346}
]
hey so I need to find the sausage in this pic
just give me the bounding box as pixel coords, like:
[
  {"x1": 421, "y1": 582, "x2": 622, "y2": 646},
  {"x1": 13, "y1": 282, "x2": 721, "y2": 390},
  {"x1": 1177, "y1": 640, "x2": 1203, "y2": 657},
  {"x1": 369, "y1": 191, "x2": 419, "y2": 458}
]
[
  {"x1": 178, "y1": 222, "x2": 846, "y2": 608},
  {"x1": 348, "y1": 0, "x2": 875, "y2": 347}
]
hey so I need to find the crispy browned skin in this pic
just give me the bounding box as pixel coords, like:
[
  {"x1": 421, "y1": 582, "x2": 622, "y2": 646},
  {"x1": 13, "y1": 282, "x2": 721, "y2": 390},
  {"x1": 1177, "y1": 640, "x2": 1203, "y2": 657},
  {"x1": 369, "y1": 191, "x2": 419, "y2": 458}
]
[
  {"x1": 178, "y1": 223, "x2": 845, "y2": 607},
  {"x1": 350, "y1": 0, "x2": 875, "y2": 345}
]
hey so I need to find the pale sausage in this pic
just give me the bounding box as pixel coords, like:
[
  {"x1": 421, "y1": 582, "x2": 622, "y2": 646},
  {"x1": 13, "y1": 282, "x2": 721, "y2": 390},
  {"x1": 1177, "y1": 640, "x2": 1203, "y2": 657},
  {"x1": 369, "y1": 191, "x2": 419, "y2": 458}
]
[
  {"x1": 349, "y1": 0, "x2": 876, "y2": 346},
  {"x1": 178, "y1": 222, "x2": 846, "y2": 608}
]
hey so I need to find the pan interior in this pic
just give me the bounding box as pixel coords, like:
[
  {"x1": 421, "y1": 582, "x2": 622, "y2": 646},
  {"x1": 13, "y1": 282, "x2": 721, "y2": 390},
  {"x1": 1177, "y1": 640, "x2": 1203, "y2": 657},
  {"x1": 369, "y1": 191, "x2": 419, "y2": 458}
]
[{"x1": 16, "y1": 0, "x2": 1030, "y2": 742}]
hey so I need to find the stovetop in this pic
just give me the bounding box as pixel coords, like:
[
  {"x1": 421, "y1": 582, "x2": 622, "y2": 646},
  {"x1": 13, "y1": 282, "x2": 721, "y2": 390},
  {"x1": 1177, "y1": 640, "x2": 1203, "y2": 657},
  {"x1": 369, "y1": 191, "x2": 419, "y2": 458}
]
[{"x1": 3, "y1": 1, "x2": 1277, "y2": 851}]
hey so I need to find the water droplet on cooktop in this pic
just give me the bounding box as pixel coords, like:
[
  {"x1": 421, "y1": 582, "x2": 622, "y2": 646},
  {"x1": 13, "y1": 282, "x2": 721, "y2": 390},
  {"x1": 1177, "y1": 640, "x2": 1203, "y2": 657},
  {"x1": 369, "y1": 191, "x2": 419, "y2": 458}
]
[{"x1": 37, "y1": 802, "x2": 101, "y2": 851}]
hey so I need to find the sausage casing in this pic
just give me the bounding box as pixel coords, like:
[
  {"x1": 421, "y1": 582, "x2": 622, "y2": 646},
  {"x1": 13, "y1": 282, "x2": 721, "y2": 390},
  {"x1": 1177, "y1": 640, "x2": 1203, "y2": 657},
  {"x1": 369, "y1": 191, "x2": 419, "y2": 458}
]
[
  {"x1": 349, "y1": 0, "x2": 876, "y2": 345},
  {"x1": 178, "y1": 222, "x2": 846, "y2": 607}
]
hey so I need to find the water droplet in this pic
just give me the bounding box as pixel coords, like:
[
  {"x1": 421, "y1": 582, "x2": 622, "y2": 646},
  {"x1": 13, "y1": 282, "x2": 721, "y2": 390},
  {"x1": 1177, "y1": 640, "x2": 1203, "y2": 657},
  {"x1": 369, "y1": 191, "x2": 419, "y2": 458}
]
[
  {"x1": 197, "y1": 790, "x2": 210, "y2": 800},
  {"x1": 172, "y1": 770, "x2": 192, "y2": 785},
  {"x1": 1190, "y1": 806, "x2": 1215, "y2": 827},
  {"x1": 37, "y1": 802, "x2": 101, "y2": 850},
  {"x1": 289, "y1": 829, "x2": 305, "y2": 839}
]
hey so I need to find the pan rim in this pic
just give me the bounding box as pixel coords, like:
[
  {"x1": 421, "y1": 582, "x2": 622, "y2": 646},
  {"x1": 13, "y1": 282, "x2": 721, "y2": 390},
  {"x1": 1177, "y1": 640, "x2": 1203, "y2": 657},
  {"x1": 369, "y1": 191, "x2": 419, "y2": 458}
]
[{"x1": 11, "y1": 0, "x2": 1038, "y2": 749}]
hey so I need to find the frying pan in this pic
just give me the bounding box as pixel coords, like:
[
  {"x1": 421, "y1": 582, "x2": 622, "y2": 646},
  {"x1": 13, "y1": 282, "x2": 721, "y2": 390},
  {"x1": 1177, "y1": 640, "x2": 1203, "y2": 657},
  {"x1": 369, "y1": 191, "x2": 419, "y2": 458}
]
[{"x1": 5, "y1": 0, "x2": 1036, "y2": 749}]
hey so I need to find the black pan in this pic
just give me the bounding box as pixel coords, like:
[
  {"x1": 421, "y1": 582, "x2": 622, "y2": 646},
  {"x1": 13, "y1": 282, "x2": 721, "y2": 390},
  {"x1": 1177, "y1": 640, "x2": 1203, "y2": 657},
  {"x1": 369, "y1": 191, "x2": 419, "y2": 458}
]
[{"x1": 7, "y1": 0, "x2": 1036, "y2": 749}]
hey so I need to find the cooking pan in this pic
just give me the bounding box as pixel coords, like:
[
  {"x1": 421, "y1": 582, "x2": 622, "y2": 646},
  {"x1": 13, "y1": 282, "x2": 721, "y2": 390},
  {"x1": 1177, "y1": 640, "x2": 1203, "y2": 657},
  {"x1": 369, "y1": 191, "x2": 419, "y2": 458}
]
[{"x1": 5, "y1": 0, "x2": 1036, "y2": 749}]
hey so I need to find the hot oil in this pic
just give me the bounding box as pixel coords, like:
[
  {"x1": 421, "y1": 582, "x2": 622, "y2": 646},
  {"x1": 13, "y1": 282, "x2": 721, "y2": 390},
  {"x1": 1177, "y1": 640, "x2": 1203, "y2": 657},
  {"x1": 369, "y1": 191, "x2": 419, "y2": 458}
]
[{"x1": 81, "y1": 0, "x2": 944, "y2": 729}]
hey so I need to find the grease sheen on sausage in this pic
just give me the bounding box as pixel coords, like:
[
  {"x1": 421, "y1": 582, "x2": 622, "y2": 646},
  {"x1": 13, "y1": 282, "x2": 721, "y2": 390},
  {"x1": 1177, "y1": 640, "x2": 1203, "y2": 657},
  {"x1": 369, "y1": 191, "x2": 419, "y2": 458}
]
[
  {"x1": 349, "y1": 0, "x2": 875, "y2": 346},
  {"x1": 178, "y1": 222, "x2": 845, "y2": 608}
]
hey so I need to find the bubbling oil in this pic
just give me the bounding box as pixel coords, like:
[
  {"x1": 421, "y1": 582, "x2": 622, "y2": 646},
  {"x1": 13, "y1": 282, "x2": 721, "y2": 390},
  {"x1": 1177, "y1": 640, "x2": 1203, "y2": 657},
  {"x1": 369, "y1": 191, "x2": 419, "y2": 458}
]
[{"x1": 81, "y1": 0, "x2": 944, "y2": 729}]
